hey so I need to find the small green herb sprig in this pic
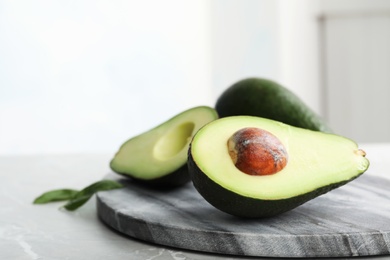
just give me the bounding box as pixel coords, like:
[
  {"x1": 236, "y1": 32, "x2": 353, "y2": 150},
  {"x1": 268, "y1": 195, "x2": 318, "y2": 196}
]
[{"x1": 33, "y1": 179, "x2": 123, "y2": 211}]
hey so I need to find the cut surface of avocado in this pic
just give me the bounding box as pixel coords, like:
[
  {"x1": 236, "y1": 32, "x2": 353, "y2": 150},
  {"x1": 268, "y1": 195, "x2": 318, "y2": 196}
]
[
  {"x1": 110, "y1": 106, "x2": 218, "y2": 187},
  {"x1": 188, "y1": 116, "x2": 369, "y2": 217}
]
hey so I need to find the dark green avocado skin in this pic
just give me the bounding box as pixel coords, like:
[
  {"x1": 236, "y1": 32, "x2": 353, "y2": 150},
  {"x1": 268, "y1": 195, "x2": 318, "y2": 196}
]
[
  {"x1": 188, "y1": 150, "x2": 362, "y2": 218},
  {"x1": 216, "y1": 78, "x2": 332, "y2": 133},
  {"x1": 111, "y1": 162, "x2": 190, "y2": 189}
]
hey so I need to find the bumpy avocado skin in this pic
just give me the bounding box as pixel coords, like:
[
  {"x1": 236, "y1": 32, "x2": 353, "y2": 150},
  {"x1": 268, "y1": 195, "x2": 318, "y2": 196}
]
[
  {"x1": 216, "y1": 78, "x2": 332, "y2": 133},
  {"x1": 188, "y1": 150, "x2": 364, "y2": 218}
]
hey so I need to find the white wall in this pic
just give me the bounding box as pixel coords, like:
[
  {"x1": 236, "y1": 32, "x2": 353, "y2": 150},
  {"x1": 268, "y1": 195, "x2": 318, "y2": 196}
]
[
  {"x1": 210, "y1": 0, "x2": 280, "y2": 98},
  {"x1": 0, "y1": 0, "x2": 322, "y2": 155},
  {"x1": 0, "y1": 0, "x2": 214, "y2": 155},
  {"x1": 318, "y1": 0, "x2": 390, "y2": 142}
]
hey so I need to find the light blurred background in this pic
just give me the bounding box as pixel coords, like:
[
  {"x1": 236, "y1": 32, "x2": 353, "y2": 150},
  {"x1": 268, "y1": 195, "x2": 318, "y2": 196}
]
[{"x1": 1, "y1": 0, "x2": 389, "y2": 155}]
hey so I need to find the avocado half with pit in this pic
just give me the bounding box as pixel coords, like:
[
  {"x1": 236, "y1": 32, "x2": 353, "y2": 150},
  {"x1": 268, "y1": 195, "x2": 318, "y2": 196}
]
[
  {"x1": 110, "y1": 106, "x2": 218, "y2": 188},
  {"x1": 188, "y1": 116, "x2": 369, "y2": 218}
]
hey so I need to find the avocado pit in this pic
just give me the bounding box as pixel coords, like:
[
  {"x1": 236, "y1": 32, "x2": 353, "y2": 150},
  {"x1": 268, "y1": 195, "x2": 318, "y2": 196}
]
[{"x1": 227, "y1": 127, "x2": 288, "y2": 175}]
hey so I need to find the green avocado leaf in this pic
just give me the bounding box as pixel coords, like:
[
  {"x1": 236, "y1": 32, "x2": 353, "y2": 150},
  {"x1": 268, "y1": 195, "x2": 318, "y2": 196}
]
[
  {"x1": 33, "y1": 179, "x2": 123, "y2": 211},
  {"x1": 33, "y1": 189, "x2": 79, "y2": 204},
  {"x1": 63, "y1": 180, "x2": 124, "y2": 211}
]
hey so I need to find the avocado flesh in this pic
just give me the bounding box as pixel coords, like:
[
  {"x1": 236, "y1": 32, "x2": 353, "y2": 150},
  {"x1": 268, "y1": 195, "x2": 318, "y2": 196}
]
[
  {"x1": 216, "y1": 78, "x2": 332, "y2": 133},
  {"x1": 188, "y1": 116, "x2": 369, "y2": 217},
  {"x1": 110, "y1": 106, "x2": 218, "y2": 187}
]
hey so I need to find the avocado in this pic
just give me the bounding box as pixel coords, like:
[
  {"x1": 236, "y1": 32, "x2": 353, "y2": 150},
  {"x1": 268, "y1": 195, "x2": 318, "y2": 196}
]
[
  {"x1": 110, "y1": 106, "x2": 218, "y2": 188},
  {"x1": 188, "y1": 116, "x2": 369, "y2": 218},
  {"x1": 215, "y1": 78, "x2": 332, "y2": 133}
]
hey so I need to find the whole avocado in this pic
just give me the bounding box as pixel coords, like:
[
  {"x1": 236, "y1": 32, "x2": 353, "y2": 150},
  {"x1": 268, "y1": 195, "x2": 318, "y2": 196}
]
[{"x1": 215, "y1": 78, "x2": 332, "y2": 133}]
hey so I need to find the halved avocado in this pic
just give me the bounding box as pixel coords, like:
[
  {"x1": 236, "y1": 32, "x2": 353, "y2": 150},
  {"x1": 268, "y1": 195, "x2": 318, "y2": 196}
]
[
  {"x1": 188, "y1": 116, "x2": 369, "y2": 218},
  {"x1": 110, "y1": 106, "x2": 218, "y2": 188}
]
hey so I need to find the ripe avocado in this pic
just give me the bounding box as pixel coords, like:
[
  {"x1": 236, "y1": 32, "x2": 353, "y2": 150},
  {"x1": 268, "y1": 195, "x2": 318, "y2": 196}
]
[
  {"x1": 110, "y1": 106, "x2": 218, "y2": 188},
  {"x1": 216, "y1": 78, "x2": 332, "y2": 133},
  {"x1": 188, "y1": 116, "x2": 369, "y2": 218}
]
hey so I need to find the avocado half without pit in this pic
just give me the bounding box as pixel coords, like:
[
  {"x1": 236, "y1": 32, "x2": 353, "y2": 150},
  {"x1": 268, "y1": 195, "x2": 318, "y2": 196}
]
[
  {"x1": 188, "y1": 116, "x2": 370, "y2": 218},
  {"x1": 110, "y1": 106, "x2": 218, "y2": 188}
]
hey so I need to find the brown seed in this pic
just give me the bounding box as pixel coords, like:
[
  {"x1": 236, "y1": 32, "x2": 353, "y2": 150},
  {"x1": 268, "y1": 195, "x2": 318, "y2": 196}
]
[{"x1": 227, "y1": 127, "x2": 288, "y2": 175}]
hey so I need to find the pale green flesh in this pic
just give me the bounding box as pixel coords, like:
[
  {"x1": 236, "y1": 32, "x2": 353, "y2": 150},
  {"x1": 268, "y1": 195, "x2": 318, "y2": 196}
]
[
  {"x1": 191, "y1": 116, "x2": 369, "y2": 200},
  {"x1": 111, "y1": 106, "x2": 218, "y2": 180}
]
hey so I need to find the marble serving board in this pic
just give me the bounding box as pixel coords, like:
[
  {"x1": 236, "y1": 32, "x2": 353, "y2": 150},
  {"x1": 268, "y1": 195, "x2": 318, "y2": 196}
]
[{"x1": 96, "y1": 173, "x2": 390, "y2": 258}]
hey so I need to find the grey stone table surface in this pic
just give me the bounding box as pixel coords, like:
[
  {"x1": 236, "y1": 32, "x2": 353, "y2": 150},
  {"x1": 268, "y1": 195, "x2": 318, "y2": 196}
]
[{"x1": 1, "y1": 143, "x2": 390, "y2": 260}]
